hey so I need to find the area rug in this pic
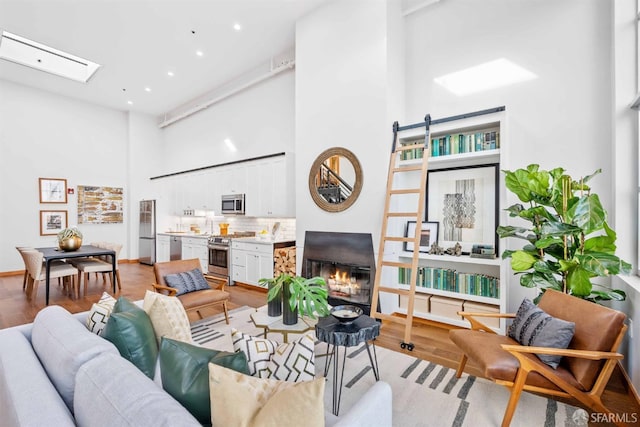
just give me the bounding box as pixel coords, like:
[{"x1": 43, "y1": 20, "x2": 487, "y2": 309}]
[{"x1": 191, "y1": 307, "x2": 582, "y2": 427}]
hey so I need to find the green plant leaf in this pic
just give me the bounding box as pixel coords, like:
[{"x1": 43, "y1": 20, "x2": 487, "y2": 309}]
[
  {"x1": 535, "y1": 236, "x2": 563, "y2": 249},
  {"x1": 577, "y1": 252, "x2": 629, "y2": 276},
  {"x1": 496, "y1": 225, "x2": 529, "y2": 239},
  {"x1": 510, "y1": 251, "x2": 537, "y2": 271},
  {"x1": 587, "y1": 288, "x2": 626, "y2": 302},
  {"x1": 558, "y1": 259, "x2": 578, "y2": 272},
  {"x1": 532, "y1": 260, "x2": 554, "y2": 274},
  {"x1": 579, "y1": 168, "x2": 602, "y2": 185},
  {"x1": 566, "y1": 266, "x2": 592, "y2": 297},
  {"x1": 541, "y1": 221, "x2": 582, "y2": 237},
  {"x1": 583, "y1": 234, "x2": 615, "y2": 253},
  {"x1": 504, "y1": 203, "x2": 525, "y2": 217},
  {"x1": 501, "y1": 249, "x2": 515, "y2": 259},
  {"x1": 504, "y1": 169, "x2": 535, "y2": 202},
  {"x1": 520, "y1": 272, "x2": 559, "y2": 288},
  {"x1": 568, "y1": 194, "x2": 605, "y2": 235}
]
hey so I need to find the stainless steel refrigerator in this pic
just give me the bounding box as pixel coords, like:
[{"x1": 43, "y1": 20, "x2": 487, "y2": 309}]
[{"x1": 139, "y1": 200, "x2": 156, "y2": 265}]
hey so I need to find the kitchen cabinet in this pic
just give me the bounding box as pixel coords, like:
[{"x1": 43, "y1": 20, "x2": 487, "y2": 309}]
[
  {"x1": 181, "y1": 236, "x2": 209, "y2": 272},
  {"x1": 231, "y1": 240, "x2": 297, "y2": 288},
  {"x1": 157, "y1": 234, "x2": 171, "y2": 263},
  {"x1": 245, "y1": 155, "x2": 294, "y2": 217},
  {"x1": 162, "y1": 153, "x2": 293, "y2": 218}
]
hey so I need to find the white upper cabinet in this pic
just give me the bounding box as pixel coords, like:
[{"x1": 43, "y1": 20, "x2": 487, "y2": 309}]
[{"x1": 162, "y1": 154, "x2": 293, "y2": 218}]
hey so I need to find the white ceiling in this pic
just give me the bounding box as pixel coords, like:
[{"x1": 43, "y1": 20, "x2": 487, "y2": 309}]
[{"x1": 0, "y1": 0, "x2": 327, "y2": 116}]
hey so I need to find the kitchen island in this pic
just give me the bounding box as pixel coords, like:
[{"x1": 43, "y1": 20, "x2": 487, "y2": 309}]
[{"x1": 230, "y1": 237, "x2": 295, "y2": 287}]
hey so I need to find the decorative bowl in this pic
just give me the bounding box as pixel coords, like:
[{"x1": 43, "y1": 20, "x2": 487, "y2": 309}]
[
  {"x1": 330, "y1": 305, "x2": 363, "y2": 323},
  {"x1": 59, "y1": 237, "x2": 82, "y2": 251}
]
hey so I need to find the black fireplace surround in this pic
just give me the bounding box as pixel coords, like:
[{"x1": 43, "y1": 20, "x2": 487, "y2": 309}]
[{"x1": 301, "y1": 231, "x2": 376, "y2": 315}]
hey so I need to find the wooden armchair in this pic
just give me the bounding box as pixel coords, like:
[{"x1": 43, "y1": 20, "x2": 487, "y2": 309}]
[
  {"x1": 152, "y1": 259, "x2": 230, "y2": 323},
  {"x1": 449, "y1": 289, "x2": 627, "y2": 427}
]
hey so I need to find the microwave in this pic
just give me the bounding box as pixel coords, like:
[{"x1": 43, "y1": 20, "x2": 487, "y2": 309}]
[{"x1": 221, "y1": 194, "x2": 245, "y2": 215}]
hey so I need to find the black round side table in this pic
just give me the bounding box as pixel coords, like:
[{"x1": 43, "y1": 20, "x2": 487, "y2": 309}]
[{"x1": 315, "y1": 314, "x2": 380, "y2": 416}]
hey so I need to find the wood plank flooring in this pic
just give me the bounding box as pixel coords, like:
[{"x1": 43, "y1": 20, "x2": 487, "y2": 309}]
[{"x1": 1, "y1": 262, "x2": 638, "y2": 424}]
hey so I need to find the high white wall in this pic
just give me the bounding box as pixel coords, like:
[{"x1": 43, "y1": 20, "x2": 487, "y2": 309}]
[
  {"x1": 126, "y1": 112, "x2": 165, "y2": 260},
  {"x1": 160, "y1": 70, "x2": 295, "y2": 174},
  {"x1": 295, "y1": 0, "x2": 403, "y2": 273},
  {"x1": 404, "y1": 0, "x2": 615, "y2": 309},
  {"x1": 0, "y1": 80, "x2": 131, "y2": 271}
]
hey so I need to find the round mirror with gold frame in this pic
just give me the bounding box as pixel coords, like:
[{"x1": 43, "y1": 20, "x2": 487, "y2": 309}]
[{"x1": 308, "y1": 147, "x2": 363, "y2": 212}]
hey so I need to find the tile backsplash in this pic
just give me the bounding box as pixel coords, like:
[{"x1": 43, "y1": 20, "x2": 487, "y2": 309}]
[{"x1": 177, "y1": 216, "x2": 295, "y2": 240}]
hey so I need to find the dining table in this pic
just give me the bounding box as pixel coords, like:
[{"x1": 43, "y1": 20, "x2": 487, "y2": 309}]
[{"x1": 36, "y1": 245, "x2": 117, "y2": 306}]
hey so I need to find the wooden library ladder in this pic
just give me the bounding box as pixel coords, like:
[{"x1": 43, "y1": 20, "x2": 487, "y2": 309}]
[{"x1": 370, "y1": 115, "x2": 432, "y2": 351}]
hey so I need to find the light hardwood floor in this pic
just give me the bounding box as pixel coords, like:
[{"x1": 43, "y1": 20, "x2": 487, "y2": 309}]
[{"x1": 1, "y1": 261, "x2": 638, "y2": 424}]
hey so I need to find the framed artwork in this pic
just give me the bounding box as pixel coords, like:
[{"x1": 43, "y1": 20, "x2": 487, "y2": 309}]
[
  {"x1": 426, "y1": 163, "x2": 499, "y2": 253},
  {"x1": 40, "y1": 210, "x2": 68, "y2": 236},
  {"x1": 77, "y1": 185, "x2": 124, "y2": 224},
  {"x1": 404, "y1": 221, "x2": 439, "y2": 253},
  {"x1": 39, "y1": 178, "x2": 67, "y2": 204}
]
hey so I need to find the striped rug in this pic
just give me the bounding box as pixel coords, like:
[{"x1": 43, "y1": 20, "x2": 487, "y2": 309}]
[{"x1": 191, "y1": 307, "x2": 582, "y2": 427}]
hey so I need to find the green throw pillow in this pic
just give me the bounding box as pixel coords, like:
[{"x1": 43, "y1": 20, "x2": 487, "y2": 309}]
[
  {"x1": 102, "y1": 297, "x2": 158, "y2": 379},
  {"x1": 159, "y1": 337, "x2": 250, "y2": 425}
]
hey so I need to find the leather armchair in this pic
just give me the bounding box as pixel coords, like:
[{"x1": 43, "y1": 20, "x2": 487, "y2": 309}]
[
  {"x1": 449, "y1": 289, "x2": 627, "y2": 427},
  {"x1": 152, "y1": 259, "x2": 230, "y2": 323}
]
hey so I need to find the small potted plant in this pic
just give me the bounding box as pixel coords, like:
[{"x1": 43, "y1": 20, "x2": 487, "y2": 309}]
[
  {"x1": 259, "y1": 273, "x2": 330, "y2": 325},
  {"x1": 57, "y1": 226, "x2": 83, "y2": 252}
]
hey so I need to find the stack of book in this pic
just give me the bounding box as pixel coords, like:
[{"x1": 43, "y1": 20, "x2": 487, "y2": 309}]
[{"x1": 470, "y1": 244, "x2": 496, "y2": 259}]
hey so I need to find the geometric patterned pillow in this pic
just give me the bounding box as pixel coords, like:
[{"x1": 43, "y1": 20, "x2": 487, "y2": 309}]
[
  {"x1": 164, "y1": 268, "x2": 210, "y2": 296},
  {"x1": 85, "y1": 292, "x2": 117, "y2": 335},
  {"x1": 231, "y1": 328, "x2": 315, "y2": 382},
  {"x1": 508, "y1": 298, "x2": 575, "y2": 369},
  {"x1": 142, "y1": 290, "x2": 193, "y2": 345}
]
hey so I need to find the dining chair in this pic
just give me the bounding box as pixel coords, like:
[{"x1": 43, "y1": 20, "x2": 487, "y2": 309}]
[
  {"x1": 70, "y1": 242, "x2": 122, "y2": 298},
  {"x1": 16, "y1": 246, "x2": 67, "y2": 292},
  {"x1": 23, "y1": 250, "x2": 78, "y2": 302}
]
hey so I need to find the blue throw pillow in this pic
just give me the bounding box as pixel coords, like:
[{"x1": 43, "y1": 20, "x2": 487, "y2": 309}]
[{"x1": 164, "y1": 268, "x2": 210, "y2": 296}]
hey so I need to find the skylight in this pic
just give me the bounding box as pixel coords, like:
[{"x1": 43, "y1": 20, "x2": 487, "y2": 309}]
[
  {"x1": 0, "y1": 31, "x2": 100, "y2": 83},
  {"x1": 434, "y1": 58, "x2": 537, "y2": 96}
]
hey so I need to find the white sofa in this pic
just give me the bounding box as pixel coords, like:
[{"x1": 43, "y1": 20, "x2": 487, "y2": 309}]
[{"x1": 0, "y1": 305, "x2": 392, "y2": 427}]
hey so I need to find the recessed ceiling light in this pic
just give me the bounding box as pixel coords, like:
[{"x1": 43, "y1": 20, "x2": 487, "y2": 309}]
[
  {"x1": 145, "y1": 87, "x2": 151, "y2": 92},
  {"x1": 224, "y1": 138, "x2": 237, "y2": 152},
  {"x1": 196, "y1": 50, "x2": 204, "y2": 57},
  {"x1": 167, "y1": 71, "x2": 174, "y2": 77},
  {"x1": 0, "y1": 30, "x2": 100, "y2": 83},
  {"x1": 233, "y1": 23, "x2": 242, "y2": 31},
  {"x1": 434, "y1": 58, "x2": 537, "y2": 96},
  {"x1": 127, "y1": 100, "x2": 133, "y2": 105}
]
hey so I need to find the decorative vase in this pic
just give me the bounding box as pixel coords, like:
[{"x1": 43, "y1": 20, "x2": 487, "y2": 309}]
[
  {"x1": 267, "y1": 283, "x2": 282, "y2": 317},
  {"x1": 282, "y1": 285, "x2": 298, "y2": 325},
  {"x1": 59, "y1": 237, "x2": 82, "y2": 252}
]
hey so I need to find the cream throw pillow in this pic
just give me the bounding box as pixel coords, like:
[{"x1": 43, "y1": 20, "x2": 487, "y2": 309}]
[
  {"x1": 86, "y1": 292, "x2": 117, "y2": 335},
  {"x1": 143, "y1": 290, "x2": 192, "y2": 344},
  {"x1": 208, "y1": 363, "x2": 324, "y2": 427}
]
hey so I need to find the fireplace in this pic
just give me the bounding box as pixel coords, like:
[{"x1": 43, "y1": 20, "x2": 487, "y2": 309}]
[{"x1": 301, "y1": 231, "x2": 376, "y2": 315}]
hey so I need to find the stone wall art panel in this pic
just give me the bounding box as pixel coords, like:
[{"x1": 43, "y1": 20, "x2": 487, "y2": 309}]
[{"x1": 77, "y1": 185, "x2": 124, "y2": 224}]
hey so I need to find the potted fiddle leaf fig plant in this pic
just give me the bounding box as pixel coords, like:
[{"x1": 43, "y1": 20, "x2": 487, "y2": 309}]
[
  {"x1": 259, "y1": 273, "x2": 330, "y2": 325},
  {"x1": 497, "y1": 164, "x2": 631, "y2": 303}
]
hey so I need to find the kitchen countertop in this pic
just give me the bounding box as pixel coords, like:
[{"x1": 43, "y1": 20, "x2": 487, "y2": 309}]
[
  {"x1": 233, "y1": 236, "x2": 295, "y2": 245},
  {"x1": 157, "y1": 232, "x2": 210, "y2": 238}
]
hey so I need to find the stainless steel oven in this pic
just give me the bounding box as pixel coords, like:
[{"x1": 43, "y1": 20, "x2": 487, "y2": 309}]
[{"x1": 207, "y1": 237, "x2": 230, "y2": 281}]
